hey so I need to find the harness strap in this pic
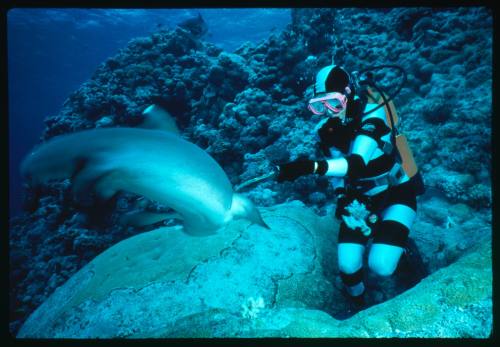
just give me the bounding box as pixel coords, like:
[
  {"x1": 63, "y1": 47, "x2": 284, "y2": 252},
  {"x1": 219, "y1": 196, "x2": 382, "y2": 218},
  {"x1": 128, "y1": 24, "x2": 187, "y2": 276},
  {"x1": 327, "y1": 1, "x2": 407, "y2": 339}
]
[{"x1": 352, "y1": 163, "x2": 405, "y2": 192}]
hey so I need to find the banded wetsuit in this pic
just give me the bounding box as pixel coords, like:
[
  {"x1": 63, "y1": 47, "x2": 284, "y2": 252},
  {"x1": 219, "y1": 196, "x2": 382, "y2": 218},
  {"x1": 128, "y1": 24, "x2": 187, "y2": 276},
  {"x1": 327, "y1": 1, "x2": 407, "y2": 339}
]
[{"x1": 315, "y1": 97, "x2": 417, "y2": 296}]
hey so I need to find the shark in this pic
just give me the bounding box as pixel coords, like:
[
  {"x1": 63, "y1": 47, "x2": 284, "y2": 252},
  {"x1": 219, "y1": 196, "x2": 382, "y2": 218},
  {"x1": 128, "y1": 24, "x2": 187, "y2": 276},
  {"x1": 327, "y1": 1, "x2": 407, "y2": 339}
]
[{"x1": 21, "y1": 105, "x2": 268, "y2": 236}]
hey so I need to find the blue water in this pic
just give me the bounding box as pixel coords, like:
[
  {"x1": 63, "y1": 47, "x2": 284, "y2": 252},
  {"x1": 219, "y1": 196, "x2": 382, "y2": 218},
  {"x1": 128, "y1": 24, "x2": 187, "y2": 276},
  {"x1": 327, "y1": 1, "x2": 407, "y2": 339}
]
[{"x1": 8, "y1": 8, "x2": 291, "y2": 218}]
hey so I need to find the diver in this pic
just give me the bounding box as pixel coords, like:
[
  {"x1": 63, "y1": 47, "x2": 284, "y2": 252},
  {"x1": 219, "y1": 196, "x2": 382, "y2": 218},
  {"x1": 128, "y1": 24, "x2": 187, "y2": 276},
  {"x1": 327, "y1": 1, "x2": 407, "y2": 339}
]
[{"x1": 275, "y1": 65, "x2": 424, "y2": 310}]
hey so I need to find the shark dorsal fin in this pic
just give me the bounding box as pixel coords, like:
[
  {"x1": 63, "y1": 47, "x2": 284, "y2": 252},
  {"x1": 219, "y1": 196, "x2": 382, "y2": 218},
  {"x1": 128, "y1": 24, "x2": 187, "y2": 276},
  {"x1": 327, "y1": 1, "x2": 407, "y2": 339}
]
[{"x1": 140, "y1": 104, "x2": 180, "y2": 135}]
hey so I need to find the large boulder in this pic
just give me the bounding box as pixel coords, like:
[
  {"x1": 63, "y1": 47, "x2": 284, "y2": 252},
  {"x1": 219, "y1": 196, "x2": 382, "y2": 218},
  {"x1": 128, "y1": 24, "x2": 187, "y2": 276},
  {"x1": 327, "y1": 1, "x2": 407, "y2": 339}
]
[
  {"x1": 17, "y1": 202, "x2": 491, "y2": 338},
  {"x1": 17, "y1": 202, "x2": 338, "y2": 338}
]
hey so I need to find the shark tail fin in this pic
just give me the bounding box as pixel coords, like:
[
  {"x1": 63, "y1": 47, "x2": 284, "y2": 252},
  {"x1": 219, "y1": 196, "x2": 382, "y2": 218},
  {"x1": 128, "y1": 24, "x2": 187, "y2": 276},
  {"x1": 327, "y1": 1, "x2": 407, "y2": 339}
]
[{"x1": 230, "y1": 193, "x2": 269, "y2": 230}]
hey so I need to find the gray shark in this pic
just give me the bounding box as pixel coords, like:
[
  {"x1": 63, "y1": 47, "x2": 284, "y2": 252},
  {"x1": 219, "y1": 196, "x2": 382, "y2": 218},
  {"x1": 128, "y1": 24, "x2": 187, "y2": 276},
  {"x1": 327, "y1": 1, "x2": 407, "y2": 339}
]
[{"x1": 21, "y1": 126, "x2": 268, "y2": 236}]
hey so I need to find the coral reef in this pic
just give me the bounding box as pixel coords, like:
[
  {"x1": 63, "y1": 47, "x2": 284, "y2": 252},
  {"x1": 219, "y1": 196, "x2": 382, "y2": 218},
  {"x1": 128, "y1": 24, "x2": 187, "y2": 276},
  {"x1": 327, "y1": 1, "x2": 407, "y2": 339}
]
[{"x1": 10, "y1": 7, "x2": 492, "y2": 335}]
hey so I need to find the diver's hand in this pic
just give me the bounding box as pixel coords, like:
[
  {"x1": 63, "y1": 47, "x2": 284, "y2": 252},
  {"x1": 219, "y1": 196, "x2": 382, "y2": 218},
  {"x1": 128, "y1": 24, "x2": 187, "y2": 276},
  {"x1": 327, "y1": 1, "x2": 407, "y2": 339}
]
[{"x1": 276, "y1": 159, "x2": 315, "y2": 182}]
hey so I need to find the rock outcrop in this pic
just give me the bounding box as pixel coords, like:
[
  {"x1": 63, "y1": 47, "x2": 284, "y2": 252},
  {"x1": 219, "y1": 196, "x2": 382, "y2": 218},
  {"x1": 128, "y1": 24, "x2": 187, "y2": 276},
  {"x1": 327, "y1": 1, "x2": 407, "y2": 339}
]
[{"x1": 18, "y1": 203, "x2": 491, "y2": 338}]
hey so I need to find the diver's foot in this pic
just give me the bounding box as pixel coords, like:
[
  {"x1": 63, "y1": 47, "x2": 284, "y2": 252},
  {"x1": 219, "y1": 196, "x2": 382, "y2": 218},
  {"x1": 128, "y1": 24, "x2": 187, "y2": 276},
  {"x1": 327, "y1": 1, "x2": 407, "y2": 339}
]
[
  {"x1": 349, "y1": 292, "x2": 366, "y2": 307},
  {"x1": 337, "y1": 291, "x2": 366, "y2": 320},
  {"x1": 396, "y1": 238, "x2": 428, "y2": 286}
]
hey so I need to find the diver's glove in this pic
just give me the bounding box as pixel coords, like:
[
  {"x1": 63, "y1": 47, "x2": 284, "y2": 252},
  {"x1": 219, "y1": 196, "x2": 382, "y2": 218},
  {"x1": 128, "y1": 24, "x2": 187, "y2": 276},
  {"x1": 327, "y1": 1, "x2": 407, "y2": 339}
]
[
  {"x1": 276, "y1": 159, "x2": 328, "y2": 182},
  {"x1": 334, "y1": 188, "x2": 349, "y2": 219}
]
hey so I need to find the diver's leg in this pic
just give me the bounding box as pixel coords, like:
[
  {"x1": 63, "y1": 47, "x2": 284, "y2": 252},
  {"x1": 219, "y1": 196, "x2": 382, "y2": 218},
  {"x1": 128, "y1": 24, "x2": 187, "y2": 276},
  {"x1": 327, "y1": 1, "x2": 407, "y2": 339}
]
[
  {"x1": 368, "y1": 242, "x2": 404, "y2": 276},
  {"x1": 369, "y1": 203, "x2": 416, "y2": 276},
  {"x1": 338, "y1": 222, "x2": 368, "y2": 296},
  {"x1": 338, "y1": 243, "x2": 365, "y2": 295}
]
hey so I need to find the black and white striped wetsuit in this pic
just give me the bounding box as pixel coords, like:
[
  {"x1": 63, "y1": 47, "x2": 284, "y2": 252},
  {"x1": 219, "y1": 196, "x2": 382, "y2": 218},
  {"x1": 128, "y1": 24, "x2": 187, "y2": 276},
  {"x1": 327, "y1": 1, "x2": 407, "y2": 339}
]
[{"x1": 316, "y1": 98, "x2": 417, "y2": 296}]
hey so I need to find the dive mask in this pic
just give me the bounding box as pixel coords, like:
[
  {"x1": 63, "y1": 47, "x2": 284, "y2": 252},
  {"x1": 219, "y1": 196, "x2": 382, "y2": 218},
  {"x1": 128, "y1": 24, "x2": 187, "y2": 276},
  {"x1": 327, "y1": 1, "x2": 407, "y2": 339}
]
[{"x1": 308, "y1": 92, "x2": 348, "y2": 115}]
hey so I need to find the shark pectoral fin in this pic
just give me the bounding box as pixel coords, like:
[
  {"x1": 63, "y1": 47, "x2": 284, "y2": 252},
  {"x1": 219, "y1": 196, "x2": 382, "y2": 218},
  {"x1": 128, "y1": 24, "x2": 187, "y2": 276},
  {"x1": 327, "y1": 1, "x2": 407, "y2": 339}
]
[
  {"x1": 181, "y1": 214, "x2": 219, "y2": 236},
  {"x1": 119, "y1": 210, "x2": 182, "y2": 228}
]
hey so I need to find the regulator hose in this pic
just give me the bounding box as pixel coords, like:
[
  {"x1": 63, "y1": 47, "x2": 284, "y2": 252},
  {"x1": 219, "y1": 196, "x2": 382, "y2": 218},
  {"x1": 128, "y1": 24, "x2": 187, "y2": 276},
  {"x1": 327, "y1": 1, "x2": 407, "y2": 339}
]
[{"x1": 352, "y1": 64, "x2": 407, "y2": 117}]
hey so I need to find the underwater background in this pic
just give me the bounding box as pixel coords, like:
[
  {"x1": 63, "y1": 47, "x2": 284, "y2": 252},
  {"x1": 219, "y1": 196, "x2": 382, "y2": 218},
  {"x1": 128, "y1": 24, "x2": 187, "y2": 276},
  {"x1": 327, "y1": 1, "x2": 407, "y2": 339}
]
[{"x1": 8, "y1": 7, "x2": 492, "y2": 338}]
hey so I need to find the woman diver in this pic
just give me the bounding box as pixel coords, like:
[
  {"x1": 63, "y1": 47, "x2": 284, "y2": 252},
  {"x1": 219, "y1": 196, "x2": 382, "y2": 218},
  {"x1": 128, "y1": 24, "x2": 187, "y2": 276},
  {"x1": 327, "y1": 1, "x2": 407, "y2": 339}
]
[{"x1": 275, "y1": 64, "x2": 424, "y2": 310}]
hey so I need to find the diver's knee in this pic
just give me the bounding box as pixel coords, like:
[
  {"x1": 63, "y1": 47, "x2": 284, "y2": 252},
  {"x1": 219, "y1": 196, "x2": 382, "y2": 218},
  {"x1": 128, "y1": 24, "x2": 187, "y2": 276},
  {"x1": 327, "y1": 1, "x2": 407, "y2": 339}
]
[
  {"x1": 368, "y1": 244, "x2": 403, "y2": 277},
  {"x1": 368, "y1": 257, "x2": 399, "y2": 277},
  {"x1": 338, "y1": 243, "x2": 364, "y2": 274},
  {"x1": 338, "y1": 250, "x2": 363, "y2": 274},
  {"x1": 339, "y1": 259, "x2": 363, "y2": 275}
]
